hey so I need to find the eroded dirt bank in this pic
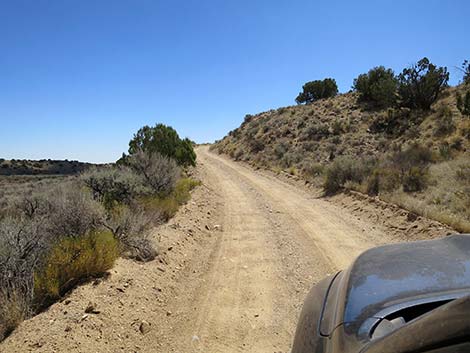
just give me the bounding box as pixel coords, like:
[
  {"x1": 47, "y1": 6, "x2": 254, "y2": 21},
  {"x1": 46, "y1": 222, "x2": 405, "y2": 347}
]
[{"x1": 1, "y1": 146, "x2": 452, "y2": 353}]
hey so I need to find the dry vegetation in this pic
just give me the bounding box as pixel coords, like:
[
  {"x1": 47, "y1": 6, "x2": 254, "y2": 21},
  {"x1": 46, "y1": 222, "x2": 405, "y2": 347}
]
[
  {"x1": 0, "y1": 125, "x2": 198, "y2": 341},
  {"x1": 0, "y1": 159, "x2": 93, "y2": 176},
  {"x1": 213, "y1": 85, "x2": 470, "y2": 233}
]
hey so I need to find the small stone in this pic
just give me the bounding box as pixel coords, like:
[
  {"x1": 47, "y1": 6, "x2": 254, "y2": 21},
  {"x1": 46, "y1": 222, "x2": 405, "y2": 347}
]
[
  {"x1": 407, "y1": 212, "x2": 418, "y2": 222},
  {"x1": 64, "y1": 325, "x2": 72, "y2": 332},
  {"x1": 85, "y1": 302, "x2": 100, "y2": 314},
  {"x1": 166, "y1": 311, "x2": 172, "y2": 316},
  {"x1": 139, "y1": 321, "x2": 151, "y2": 335}
]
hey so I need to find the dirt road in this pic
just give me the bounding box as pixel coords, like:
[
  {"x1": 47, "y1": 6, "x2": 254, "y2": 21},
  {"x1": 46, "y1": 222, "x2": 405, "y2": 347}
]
[
  {"x1": 3, "y1": 147, "x2": 444, "y2": 353},
  {"x1": 168, "y1": 147, "x2": 394, "y2": 353}
]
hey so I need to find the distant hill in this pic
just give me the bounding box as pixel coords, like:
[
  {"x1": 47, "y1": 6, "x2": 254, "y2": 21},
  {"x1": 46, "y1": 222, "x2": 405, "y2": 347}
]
[{"x1": 0, "y1": 159, "x2": 96, "y2": 176}]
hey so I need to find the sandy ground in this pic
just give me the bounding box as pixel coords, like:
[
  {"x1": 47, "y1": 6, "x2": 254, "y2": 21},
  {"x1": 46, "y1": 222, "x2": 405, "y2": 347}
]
[{"x1": 0, "y1": 147, "x2": 454, "y2": 353}]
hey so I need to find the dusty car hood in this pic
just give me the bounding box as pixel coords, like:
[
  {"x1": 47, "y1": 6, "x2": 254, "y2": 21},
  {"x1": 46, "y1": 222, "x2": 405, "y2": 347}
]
[{"x1": 342, "y1": 234, "x2": 470, "y2": 332}]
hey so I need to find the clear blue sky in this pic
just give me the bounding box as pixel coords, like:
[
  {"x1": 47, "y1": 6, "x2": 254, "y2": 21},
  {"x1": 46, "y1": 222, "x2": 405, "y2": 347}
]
[{"x1": 0, "y1": 0, "x2": 468, "y2": 162}]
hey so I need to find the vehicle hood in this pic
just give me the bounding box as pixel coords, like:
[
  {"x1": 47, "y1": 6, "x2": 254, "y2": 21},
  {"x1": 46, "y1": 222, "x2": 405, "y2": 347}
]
[{"x1": 342, "y1": 234, "x2": 470, "y2": 331}]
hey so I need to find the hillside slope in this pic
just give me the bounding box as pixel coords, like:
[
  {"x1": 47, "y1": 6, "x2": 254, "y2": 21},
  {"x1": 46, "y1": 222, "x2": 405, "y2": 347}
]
[{"x1": 213, "y1": 86, "x2": 470, "y2": 232}]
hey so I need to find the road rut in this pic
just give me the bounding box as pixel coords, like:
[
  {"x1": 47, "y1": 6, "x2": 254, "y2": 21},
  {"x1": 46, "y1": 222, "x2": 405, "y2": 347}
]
[{"x1": 170, "y1": 147, "x2": 392, "y2": 352}]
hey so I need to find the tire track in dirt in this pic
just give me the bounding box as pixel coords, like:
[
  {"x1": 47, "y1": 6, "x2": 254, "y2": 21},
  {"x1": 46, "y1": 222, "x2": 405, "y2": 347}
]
[{"x1": 168, "y1": 147, "x2": 393, "y2": 353}]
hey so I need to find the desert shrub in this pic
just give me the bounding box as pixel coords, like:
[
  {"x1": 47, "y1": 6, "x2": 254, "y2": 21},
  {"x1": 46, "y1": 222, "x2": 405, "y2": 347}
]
[
  {"x1": 385, "y1": 144, "x2": 432, "y2": 193},
  {"x1": 302, "y1": 163, "x2": 325, "y2": 178},
  {"x1": 10, "y1": 189, "x2": 51, "y2": 220},
  {"x1": 233, "y1": 148, "x2": 243, "y2": 160},
  {"x1": 127, "y1": 150, "x2": 180, "y2": 196},
  {"x1": 243, "y1": 114, "x2": 254, "y2": 124},
  {"x1": 125, "y1": 123, "x2": 196, "y2": 167},
  {"x1": 301, "y1": 123, "x2": 330, "y2": 140},
  {"x1": 46, "y1": 185, "x2": 105, "y2": 238},
  {"x1": 369, "y1": 108, "x2": 413, "y2": 135},
  {"x1": 142, "y1": 196, "x2": 179, "y2": 222},
  {"x1": 0, "y1": 289, "x2": 28, "y2": 340},
  {"x1": 103, "y1": 204, "x2": 152, "y2": 241},
  {"x1": 34, "y1": 231, "x2": 118, "y2": 306},
  {"x1": 103, "y1": 205, "x2": 156, "y2": 262},
  {"x1": 365, "y1": 168, "x2": 401, "y2": 196},
  {"x1": 274, "y1": 141, "x2": 289, "y2": 159},
  {"x1": 280, "y1": 151, "x2": 302, "y2": 169},
  {"x1": 140, "y1": 178, "x2": 199, "y2": 222},
  {"x1": 438, "y1": 142, "x2": 453, "y2": 160},
  {"x1": 81, "y1": 166, "x2": 148, "y2": 209},
  {"x1": 122, "y1": 235, "x2": 157, "y2": 262},
  {"x1": 324, "y1": 157, "x2": 374, "y2": 195},
  {"x1": 450, "y1": 137, "x2": 463, "y2": 151},
  {"x1": 434, "y1": 105, "x2": 455, "y2": 136},
  {"x1": 331, "y1": 120, "x2": 344, "y2": 135},
  {"x1": 0, "y1": 217, "x2": 51, "y2": 338},
  {"x1": 397, "y1": 57, "x2": 449, "y2": 110},
  {"x1": 391, "y1": 144, "x2": 433, "y2": 175},
  {"x1": 249, "y1": 139, "x2": 265, "y2": 153},
  {"x1": 295, "y1": 78, "x2": 338, "y2": 104},
  {"x1": 353, "y1": 66, "x2": 398, "y2": 108},
  {"x1": 402, "y1": 167, "x2": 429, "y2": 192},
  {"x1": 0, "y1": 217, "x2": 48, "y2": 305},
  {"x1": 456, "y1": 90, "x2": 470, "y2": 116},
  {"x1": 173, "y1": 178, "x2": 200, "y2": 204},
  {"x1": 456, "y1": 164, "x2": 470, "y2": 183},
  {"x1": 461, "y1": 60, "x2": 470, "y2": 85}
]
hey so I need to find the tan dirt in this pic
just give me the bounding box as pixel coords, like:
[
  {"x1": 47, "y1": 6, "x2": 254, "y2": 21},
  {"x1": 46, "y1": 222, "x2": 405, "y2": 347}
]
[{"x1": 0, "y1": 146, "x2": 453, "y2": 353}]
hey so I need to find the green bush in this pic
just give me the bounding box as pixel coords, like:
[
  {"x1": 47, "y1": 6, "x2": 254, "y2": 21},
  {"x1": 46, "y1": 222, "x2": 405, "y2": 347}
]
[
  {"x1": 353, "y1": 66, "x2": 398, "y2": 108},
  {"x1": 34, "y1": 231, "x2": 119, "y2": 307},
  {"x1": 461, "y1": 60, "x2": 470, "y2": 85},
  {"x1": 456, "y1": 90, "x2": 470, "y2": 116},
  {"x1": 397, "y1": 57, "x2": 449, "y2": 110},
  {"x1": 125, "y1": 123, "x2": 196, "y2": 167},
  {"x1": 295, "y1": 78, "x2": 338, "y2": 104}
]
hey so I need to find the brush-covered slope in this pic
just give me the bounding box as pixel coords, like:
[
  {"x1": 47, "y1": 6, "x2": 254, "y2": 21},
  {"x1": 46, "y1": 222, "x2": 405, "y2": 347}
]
[
  {"x1": 214, "y1": 86, "x2": 469, "y2": 174},
  {"x1": 213, "y1": 86, "x2": 470, "y2": 232}
]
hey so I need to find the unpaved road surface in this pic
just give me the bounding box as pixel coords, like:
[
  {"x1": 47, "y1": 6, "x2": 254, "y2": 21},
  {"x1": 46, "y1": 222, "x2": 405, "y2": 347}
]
[
  {"x1": 175, "y1": 147, "x2": 394, "y2": 353},
  {"x1": 1, "y1": 147, "x2": 449, "y2": 353}
]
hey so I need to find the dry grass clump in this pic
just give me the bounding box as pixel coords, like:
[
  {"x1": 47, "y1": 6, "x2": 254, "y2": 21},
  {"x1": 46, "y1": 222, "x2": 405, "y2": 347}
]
[
  {"x1": 140, "y1": 177, "x2": 201, "y2": 222},
  {"x1": 34, "y1": 231, "x2": 119, "y2": 307}
]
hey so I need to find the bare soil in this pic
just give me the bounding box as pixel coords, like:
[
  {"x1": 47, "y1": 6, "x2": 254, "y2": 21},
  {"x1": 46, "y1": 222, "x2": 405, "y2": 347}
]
[{"x1": 0, "y1": 146, "x2": 454, "y2": 353}]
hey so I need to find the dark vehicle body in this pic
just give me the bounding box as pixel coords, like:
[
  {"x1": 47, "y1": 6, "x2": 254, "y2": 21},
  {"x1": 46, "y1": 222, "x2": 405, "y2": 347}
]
[{"x1": 292, "y1": 235, "x2": 470, "y2": 353}]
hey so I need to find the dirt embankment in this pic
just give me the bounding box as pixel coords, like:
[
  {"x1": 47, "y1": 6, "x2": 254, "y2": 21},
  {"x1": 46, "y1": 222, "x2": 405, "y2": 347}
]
[{"x1": 0, "y1": 146, "x2": 454, "y2": 353}]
